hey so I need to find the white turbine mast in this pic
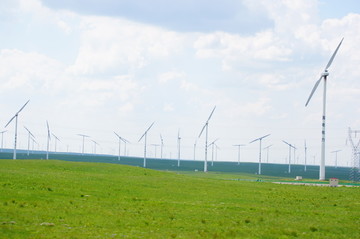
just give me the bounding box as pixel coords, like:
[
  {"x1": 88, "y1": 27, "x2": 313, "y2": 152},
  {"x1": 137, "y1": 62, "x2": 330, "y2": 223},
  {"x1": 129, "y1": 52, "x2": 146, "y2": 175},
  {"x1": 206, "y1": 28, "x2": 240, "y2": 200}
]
[
  {"x1": 305, "y1": 38, "x2": 344, "y2": 180},
  {"x1": 208, "y1": 138, "x2": 219, "y2": 166},
  {"x1": 91, "y1": 139, "x2": 100, "y2": 154},
  {"x1": 138, "y1": 122, "x2": 155, "y2": 168},
  {"x1": 233, "y1": 144, "x2": 245, "y2": 165},
  {"x1": 151, "y1": 144, "x2": 160, "y2": 158},
  {"x1": 198, "y1": 106, "x2": 216, "y2": 172},
  {"x1": 78, "y1": 134, "x2": 90, "y2": 155},
  {"x1": 177, "y1": 129, "x2": 181, "y2": 167},
  {"x1": 282, "y1": 140, "x2": 296, "y2": 173},
  {"x1": 24, "y1": 126, "x2": 35, "y2": 156},
  {"x1": 304, "y1": 140, "x2": 308, "y2": 172},
  {"x1": 193, "y1": 139, "x2": 197, "y2": 161},
  {"x1": 249, "y1": 134, "x2": 270, "y2": 175},
  {"x1": 4, "y1": 100, "x2": 30, "y2": 160},
  {"x1": 160, "y1": 134, "x2": 164, "y2": 159}
]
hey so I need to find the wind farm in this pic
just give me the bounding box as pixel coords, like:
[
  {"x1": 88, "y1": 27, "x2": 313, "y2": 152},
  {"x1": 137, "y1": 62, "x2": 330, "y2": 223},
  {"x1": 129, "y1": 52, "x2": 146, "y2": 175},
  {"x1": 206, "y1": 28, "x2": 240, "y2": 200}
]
[{"x1": 1, "y1": 1, "x2": 360, "y2": 238}]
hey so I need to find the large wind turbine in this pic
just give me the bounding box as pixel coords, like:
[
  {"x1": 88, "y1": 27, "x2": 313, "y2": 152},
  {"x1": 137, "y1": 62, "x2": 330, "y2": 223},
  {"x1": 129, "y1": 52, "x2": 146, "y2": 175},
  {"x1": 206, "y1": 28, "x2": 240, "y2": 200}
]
[
  {"x1": 4, "y1": 100, "x2": 30, "y2": 160},
  {"x1": 24, "y1": 127, "x2": 35, "y2": 156},
  {"x1": 46, "y1": 121, "x2": 51, "y2": 160},
  {"x1": 0, "y1": 130, "x2": 7, "y2": 152},
  {"x1": 282, "y1": 140, "x2": 296, "y2": 173},
  {"x1": 52, "y1": 133, "x2": 60, "y2": 152},
  {"x1": 249, "y1": 134, "x2": 270, "y2": 175},
  {"x1": 114, "y1": 132, "x2": 130, "y2": 161},
  {"x1": 305, "y1": 38, "x2": 344, "y2": 180},
  {"x1": 233, "y1": 144, "x2": 245, "y2": 165},
  {"x1": 198, "y1": 106, "x2": 216, "y2": 172},
  {"x1": 78, "y1": 134, "x2": 90, "y2": 155},
  {"x1": 138, "y1": 122, "x2": 155, "y2": 168}
]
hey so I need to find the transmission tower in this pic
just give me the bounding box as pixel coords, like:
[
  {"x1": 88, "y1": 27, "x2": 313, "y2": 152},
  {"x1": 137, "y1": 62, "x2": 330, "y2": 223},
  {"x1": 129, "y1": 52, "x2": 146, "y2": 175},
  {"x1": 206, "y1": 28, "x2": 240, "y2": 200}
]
[{"x1": 348, "y1": 127, "x2": 360, "y2": 182}]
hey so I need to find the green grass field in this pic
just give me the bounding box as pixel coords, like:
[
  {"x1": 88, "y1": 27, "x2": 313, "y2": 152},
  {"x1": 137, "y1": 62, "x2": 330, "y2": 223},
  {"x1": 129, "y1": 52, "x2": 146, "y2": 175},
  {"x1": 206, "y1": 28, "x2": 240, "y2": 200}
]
[{"x1": 1, "y1": 160, "x2": 359, "y2": 238}]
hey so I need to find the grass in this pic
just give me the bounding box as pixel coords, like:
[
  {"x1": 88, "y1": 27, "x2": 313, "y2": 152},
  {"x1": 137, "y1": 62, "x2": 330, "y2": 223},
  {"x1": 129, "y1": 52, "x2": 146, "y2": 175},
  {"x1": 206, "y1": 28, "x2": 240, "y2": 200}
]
[{"x1": 1, "y1": 159, "x2": 359, "y2": 238}]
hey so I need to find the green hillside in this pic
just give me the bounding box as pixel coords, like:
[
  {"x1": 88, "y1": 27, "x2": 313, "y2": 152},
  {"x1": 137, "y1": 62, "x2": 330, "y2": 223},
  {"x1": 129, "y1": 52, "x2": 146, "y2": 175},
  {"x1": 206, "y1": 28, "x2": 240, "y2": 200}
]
[{"x1": 1, "y1": 160, "x2": 359, "y2": 238}]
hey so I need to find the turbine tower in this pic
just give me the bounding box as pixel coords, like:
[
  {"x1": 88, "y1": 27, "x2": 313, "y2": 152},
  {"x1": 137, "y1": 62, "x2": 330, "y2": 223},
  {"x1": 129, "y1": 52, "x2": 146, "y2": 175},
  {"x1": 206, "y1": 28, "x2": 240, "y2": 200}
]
[
  {"x1": 198, "y1": 106, "x2": 216, "y2": 172},
  {"x1": 0, "y1": 130, "x2": 7, "y2": 152},
  {"x1": 24, "y1": 127, "x2": 35, "y2": 156},
  {"x1": 138, "y1": 122, "x2": 155, "y2": 168},
  {"x1": 78, "y1": 134, "x2": 90, "y2": 155},
  {"x1": 249, "y1": 134, "x2": 270, "y2": 175},
  {"x1": 91, "y1": 140, "x2": 99, "y2": 154},
  {"x1": 46, "y1": 121, "x2": 51, "y2": 160},
  {"x1": 160, "y1": 134, "x2": 164, "y2": 159},
  {"x1": 151, "y1": 144, "x2": 160, "y2": 158},
  {"x1": 305, "y1": 38, "x2": 344, "y2": 180},
  {"x1": 193, "y1": 139, "x2": 197, "y2": 161},
  {"x1": 282, "y1": 140, "x2": 296, "y2": 173},
  {"x1": 304, "y1": 140, "x2": 307, "y2": 172},
  {"x1": 233, "y1": 144, "x2": 245, "y2": 165},
  {"x1": 4, "y1": 100, "x2": 30, "y2": 160},
  {"x1": 209, "y1": 138, "x2": 219, "y2": 166}
]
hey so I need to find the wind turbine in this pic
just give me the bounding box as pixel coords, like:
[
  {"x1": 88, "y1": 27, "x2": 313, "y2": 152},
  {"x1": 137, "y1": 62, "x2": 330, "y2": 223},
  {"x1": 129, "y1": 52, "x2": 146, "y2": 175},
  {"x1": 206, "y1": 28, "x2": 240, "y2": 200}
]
[
  {"x1": 4, "y1": 100, "x2": 30, "y2": 160},
  {"x1": 52, "y1": 133, "x2": 60, "y2": 152},
  {"x1": 160, "y1": 134, "x2": 164, "y2": 159},
  {"x1": 0, "y1": 130, "x2": 7, "y2": 152},
  {"x1": 233, "y1": 144, "x2": 245, "y2": 165},
  {"x1": 24, "y1": 127, "x2": 35, "y2": 156},
  {"x1": 78, "y1": 134, "x2": 90, "y2": 155},
  {"x1": 91, "y1": 140, "x2": 99, "y2": 154},
  {"x1": 193, "y1": 139, "x2": 197, "y2": 161},
  {"x1": 177, "y1": 130, "x2": 181, "y2": 167},
  {"x1": 198, "y1": 106, "x2": 216, "y2": 172},
  {"x1": 46, "y1": 121, "x2": 51, "y2": 160},
  {"x1": 282, "y1": 140, "x2": 296, "y2": 173},
  {"x1": 331, "y1": 150, "x2": 341, "y2": 168},
  {"x1": 249, "y1": 134, "x2": 270, "y2": 175},
  {"x1": 151, "y1": 144, "x2": 160, "y2": 158},
  {"x1": 264, "y1": 144, "x2": 273, "y2": 163},
  {"x1": 114, "y1": 132, "x2": 130, "y2": 161},
  {"x1": 138, "y1": 122, "x2": 155, "y2": 168},
  {"x1": 209, "y1": 138, "x2": 219, "y2": 166},
  {"x1": 305, "y1": 38, "x2": 344, "y2": 180}
]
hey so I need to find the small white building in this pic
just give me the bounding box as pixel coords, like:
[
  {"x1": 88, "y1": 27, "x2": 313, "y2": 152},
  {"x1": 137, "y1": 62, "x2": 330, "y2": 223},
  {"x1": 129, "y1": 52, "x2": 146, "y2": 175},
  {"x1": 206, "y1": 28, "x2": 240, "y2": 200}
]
[
  {"x1": 295, "y1": 176, "x2": 302, "y2": 181},
  {"x1": 329, "y1": 178, "x2": 339, "y2": 187}
]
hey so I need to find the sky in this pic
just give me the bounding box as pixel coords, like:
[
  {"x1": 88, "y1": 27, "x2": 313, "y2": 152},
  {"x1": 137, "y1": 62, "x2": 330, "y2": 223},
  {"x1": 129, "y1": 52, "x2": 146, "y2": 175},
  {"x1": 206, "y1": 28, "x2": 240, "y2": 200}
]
[{"x1": 1, "y1": 0, "x2": 360, "y2": 167}]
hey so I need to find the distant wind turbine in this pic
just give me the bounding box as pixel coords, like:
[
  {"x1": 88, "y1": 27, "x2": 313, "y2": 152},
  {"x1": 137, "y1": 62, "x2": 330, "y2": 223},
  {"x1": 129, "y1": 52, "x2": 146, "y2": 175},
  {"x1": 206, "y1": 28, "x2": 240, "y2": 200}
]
[
  {"x1": 52, "y1": 133, "x2": 60, "y2": 152},
  {"x1": 282, "y1": 140, "x2": 296, "y2": 173},
  {"x1": 114, "y1": 132, "x2": 130, "y2": 161},
  {"x1": 233, "y1": 144, "x2": 245, "y2": 165},
  {"x1": 331, "y1": 150, "x2": 341, "y2": 168},
  {"x1": 305, "y1": 37, "x2": 344, "y2": 180},
  {"x1": 209, "y1": 138, "x2": 219, "y2": 166},
  {"x1": 193, "y1": 139, "x2": 197, "y2": 161},
  {"x1": 249, "y1": 134, "x2": 270, "y2": 175},
  {"x1": 304, "y1": 140, "x2": 308, "y2": 172},
  {"x1": 151, "y1": 144, "x2": 160, "y2": 158},
  {"x1": 78, "y1": 134, "x2": 90, "y2": 155},
  {"x1": 46, "y1": 121, "x2": 51, "y2": 160},
  {"x1": 198, "y1": 106, "x2": 216, "y2": 172},
  {"x1": 91, "y1": 140, "x2": 99, "y2": 154},
  {"x1": 24, "y1": 127, "x2": 35, "y2": 156},
  {"x1": 264, "y1": 144, "x2": 273, "y2": 163},
  {"x1": 0, "y1": 130, "x2": 7, "y2": 152},
  {"x1": 138, "y1": 122, "x2": 155, "y2": 168},
  {"x1": 160, "y1": 134, "x2": 164, "y2": 159},
  {"x1": 177, "y1": 130, "x2": 181, "y2": 167},
  {"x1": 4, "y1": 100, "x2": 30, "y2": 160}
]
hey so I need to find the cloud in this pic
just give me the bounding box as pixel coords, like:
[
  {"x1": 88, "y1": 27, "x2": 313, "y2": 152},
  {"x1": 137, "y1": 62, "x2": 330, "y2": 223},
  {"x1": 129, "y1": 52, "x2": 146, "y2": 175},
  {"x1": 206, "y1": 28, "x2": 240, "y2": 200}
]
[{"x1": 158, "y1": 70, "x2": 185, "y2": 84}]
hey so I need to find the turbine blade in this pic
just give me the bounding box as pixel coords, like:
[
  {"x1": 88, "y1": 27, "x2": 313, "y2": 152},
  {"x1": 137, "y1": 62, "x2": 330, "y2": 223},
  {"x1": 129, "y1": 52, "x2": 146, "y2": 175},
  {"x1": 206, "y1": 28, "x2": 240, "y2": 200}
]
[
  {"x1": 5, "y1": 115, "x2": 16, "y2": 128},
  {"x1": 207, "y1": 106, "x2": 216, "y2": 123},
  {"x1": 138, "y1": 122, "x2": 155, "y2": 142},
  {"x1": 16, "y1": 100, "x2": 30, "y2": 115},
  {"x1": 198, "y1": 123, "x2": 207, "y2": 138},
  {"x1": 325, "y1": 37, "x2": 344, "y2": 71},
  {"x1": 114, "y1": 132, "x2": 121, "y2": 139},
  {"x1": 305, "y1": 76, "x2": 323, "y2": 107}
]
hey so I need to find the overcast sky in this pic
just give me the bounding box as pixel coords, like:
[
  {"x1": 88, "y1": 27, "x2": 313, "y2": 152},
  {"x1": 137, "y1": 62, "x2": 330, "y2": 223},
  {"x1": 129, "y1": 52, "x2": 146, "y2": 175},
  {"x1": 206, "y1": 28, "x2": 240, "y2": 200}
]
[{"x1": 1, "y1": 0, "x2": 360, "y2": 167}]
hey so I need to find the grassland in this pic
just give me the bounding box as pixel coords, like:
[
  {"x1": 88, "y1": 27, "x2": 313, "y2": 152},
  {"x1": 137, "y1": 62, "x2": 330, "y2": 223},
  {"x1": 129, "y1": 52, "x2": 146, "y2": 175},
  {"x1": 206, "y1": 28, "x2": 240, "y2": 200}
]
[{"x1": 1, "y1": 159, "x2": 359, "y2": 238}]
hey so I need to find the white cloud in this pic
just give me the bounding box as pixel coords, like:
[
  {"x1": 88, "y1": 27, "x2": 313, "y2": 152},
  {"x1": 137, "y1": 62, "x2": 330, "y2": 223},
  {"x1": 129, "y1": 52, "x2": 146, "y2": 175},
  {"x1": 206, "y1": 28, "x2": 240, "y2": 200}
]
[{"x1": 158, "y1": 70, "x2": 185, "y2": 84}]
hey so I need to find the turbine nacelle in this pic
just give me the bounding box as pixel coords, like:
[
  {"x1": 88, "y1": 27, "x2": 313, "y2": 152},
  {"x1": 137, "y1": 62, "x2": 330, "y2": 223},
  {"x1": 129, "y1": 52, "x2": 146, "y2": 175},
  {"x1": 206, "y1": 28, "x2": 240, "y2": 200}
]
[{"x1": 322, "y1": 71, "x2": 329, "y2": 77}]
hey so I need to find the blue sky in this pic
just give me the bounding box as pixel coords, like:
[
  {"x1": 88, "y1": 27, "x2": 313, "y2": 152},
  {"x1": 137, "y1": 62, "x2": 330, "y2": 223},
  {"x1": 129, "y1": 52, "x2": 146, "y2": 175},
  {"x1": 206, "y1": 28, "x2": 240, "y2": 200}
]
[{"x1": 1, "y1": 0, "x2": 360, "y2": 168}]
